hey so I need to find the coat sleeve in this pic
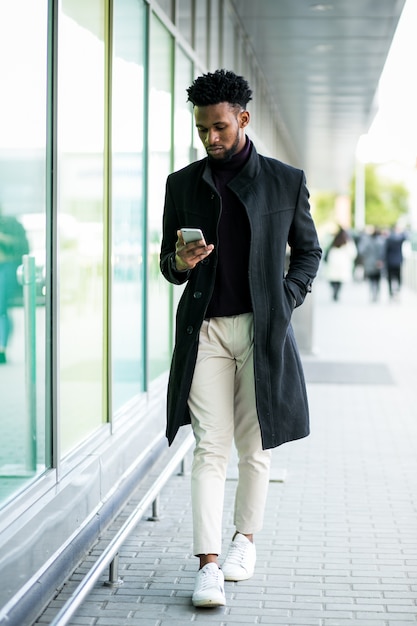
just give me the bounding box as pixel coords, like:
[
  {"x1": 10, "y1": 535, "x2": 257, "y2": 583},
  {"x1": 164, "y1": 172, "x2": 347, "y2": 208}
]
[
  {"x1": 285, "y1": 171, "x2": 322, "y2": 306},
  {"x1": 160, "y1": 176, "x2": 191, "y2": 285}
]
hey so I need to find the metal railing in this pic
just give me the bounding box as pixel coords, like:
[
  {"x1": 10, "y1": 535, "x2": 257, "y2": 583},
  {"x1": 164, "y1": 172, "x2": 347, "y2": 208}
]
[{"x1": 49, "y1": 431, "x2": 194, "y2": 626}]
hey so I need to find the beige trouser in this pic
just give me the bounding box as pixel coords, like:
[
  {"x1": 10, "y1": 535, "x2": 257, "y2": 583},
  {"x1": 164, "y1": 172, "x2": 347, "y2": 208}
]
[{"x1": 188, "y1": 313, "x2": 271, "y2": 556}]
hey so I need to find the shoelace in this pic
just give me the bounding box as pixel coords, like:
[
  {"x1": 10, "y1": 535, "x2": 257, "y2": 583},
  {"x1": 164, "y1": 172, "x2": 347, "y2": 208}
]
[
  {"x1": 225, "y1": 540, "x2": 247, "y2": 565},
  {"x1": 199, "y1": 566, "x2": 221, "y2": 590}
]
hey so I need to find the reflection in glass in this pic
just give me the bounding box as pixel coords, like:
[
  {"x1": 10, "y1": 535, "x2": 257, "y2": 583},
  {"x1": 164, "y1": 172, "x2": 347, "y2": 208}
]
[
  {"x1": 157, "y1": 0, "x2": 174, "y2": 22},
  {"x1": 148, "y1": 15, "x2": 173, "y2": 380},
  {"x1": 209, "y1": 0, "x2": 220, "y2": 70},
  {"x1": 174, "y1": 47, "x2": 193, "y2": 171},
  {"x1": 111, "y1": 0, "x2": 146, "y2": 411},
  {"x1": 57, "y1": 1, "x2": 106, "y2": 456},
  {"x1": 176, "y1": 0, "x2": 192, "y2": 48},
  {"x1": 223, "y1": 4, "x2": 235, "y2": 69},
  {"x1": 0, "y1": 0, "x2": 48, "y2": 504},
  {"x1": 195, "y1": 0, "x2": 207, "y2": 65}
]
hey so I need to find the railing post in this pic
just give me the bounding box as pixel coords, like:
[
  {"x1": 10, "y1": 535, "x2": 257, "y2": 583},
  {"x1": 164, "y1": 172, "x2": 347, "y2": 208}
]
[
  {"x1": 147, "y1": 495, "x2": 160, "y2": 521},
  {"x1": 179, "y1": 458, "x2": 186, "y2": 476},
  {"x1": 104, "y1": 554, "x2": 123, "y2": 587}
]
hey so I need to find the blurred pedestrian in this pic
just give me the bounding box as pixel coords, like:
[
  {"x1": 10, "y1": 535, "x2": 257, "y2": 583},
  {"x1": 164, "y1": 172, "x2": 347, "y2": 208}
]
[
  {"x1": 385, "y1": 225, "x2": 407, "y2": 299},
  {"x1": 0, "y1": 211, "x2": 29, "y2": 364},
  {"x1": 359, "y1": 227, "x2": 385, "y2": 302},
  {"x1": 324, "y1": 227, "x2": 357, "y2": 301}
]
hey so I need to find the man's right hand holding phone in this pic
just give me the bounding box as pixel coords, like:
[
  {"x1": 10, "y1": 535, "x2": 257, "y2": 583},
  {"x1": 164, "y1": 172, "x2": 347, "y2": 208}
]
[{"x1": 174, "y1": 229, "x2": 214, "y2": 271}]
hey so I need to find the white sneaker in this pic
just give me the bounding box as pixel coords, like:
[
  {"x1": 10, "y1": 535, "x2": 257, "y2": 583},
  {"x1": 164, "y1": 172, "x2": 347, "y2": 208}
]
[
  {"x1": 222, "y1": 533, "x2": 256, "y2": 581},
  {"x1": 192, "y1": 563, "x2": 226, "y2": 607}
]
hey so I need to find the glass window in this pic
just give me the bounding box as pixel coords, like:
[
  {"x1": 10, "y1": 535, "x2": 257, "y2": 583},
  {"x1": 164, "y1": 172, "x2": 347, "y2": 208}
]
[
  {"x1": 171, "y1": 48, "x2": 194, "y2": 321},
  {"x1": 174, "y1": 47, "x2": 194, "y2": 171},
  {"x1": 111, "y1": 0, "x2": 146, "y2": 412},
  {"x1": 177, "y1": 0, "x2": 192, "y2": 48},
  {"x1": 208, "y1": 0, "x2": 220, "y2": 69},
  {"x1": 234, "y1": 27, "x2": 243, "y2": 75},
  {"x1": 195, "y1": 0, "x2": 207, "y2": 64},
  {"x1": 147, "y1": 15, "x2": 173, "y2": 380},
  {"x1": 0, "y1": 0, "x2": 48, "y2": 505},
  {"x1": 156, "y1": 0, "x2": 174, "y2": 22},
  {"x1": 57, "y1": 0, "x2": 106, "y2": 456},
  {"x1": 222, "y1": 3, "x2": 235, "y2": 69}
]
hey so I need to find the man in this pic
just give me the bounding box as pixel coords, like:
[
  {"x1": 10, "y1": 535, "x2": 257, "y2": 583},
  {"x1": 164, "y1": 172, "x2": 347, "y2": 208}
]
[{"x1": 160, "y1": 69, "x2": 321, "y2": 608}]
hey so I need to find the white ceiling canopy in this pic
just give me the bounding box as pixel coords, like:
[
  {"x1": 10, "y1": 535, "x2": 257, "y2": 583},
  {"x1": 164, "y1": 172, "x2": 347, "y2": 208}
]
[{"x1": 231, "y1": 0, "x2": 406, "y2": 192}]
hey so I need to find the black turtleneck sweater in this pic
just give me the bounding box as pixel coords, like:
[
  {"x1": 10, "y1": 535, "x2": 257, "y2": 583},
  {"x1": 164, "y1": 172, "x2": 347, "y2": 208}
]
[{"x1": 205, "y1": 137, "x2": 253, "y2": 318}]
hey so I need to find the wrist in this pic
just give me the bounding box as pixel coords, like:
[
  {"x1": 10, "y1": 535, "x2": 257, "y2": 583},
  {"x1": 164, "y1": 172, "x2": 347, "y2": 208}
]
[{"x1": 171, "y1": 253, "x2": 188, "y2": 272}]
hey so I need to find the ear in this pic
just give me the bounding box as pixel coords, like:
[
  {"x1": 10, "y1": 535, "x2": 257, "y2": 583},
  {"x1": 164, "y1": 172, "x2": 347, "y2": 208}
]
[{"x1": 239, "y1": 110, "x2": 250, "y2": 128}]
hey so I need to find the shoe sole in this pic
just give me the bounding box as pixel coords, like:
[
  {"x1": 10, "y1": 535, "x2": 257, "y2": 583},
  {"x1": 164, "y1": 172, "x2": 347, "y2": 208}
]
[
  {"x1": 223, "y1": 571, "x2": 254, "y2": 582},
  {"x1": 192, "y1": 598, "x2": 226, "y2": 608}
]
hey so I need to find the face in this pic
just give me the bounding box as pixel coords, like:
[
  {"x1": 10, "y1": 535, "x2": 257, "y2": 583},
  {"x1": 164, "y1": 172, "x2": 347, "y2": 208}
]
[{"x1": 194, "y1": 102, "x2": 250, "y2": 162}]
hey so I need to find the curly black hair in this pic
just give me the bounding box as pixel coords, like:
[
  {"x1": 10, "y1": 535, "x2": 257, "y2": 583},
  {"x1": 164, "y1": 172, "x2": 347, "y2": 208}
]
[{"x1": 186, "y1": 69, "x2": 252, "y2": 108}]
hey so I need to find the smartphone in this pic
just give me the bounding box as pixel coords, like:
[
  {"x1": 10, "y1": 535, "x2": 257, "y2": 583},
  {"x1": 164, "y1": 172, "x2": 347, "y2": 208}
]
[{"x1": 181, "y1": 228, "x2": 205, "y2": 244}]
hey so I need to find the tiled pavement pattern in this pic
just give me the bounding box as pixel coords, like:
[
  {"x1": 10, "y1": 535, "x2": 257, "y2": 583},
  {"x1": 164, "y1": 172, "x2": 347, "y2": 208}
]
[{"x1": 35, "y1": 275, "x2": 417, "y2": 626}]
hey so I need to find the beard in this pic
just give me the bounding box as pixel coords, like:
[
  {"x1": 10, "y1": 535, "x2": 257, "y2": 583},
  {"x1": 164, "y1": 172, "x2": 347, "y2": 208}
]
[{"x1": 206, "y1": 130, "x2": 241, "y2": 163}]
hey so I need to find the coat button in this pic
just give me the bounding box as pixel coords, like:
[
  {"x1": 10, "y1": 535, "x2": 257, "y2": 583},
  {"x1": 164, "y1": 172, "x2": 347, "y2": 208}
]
[
  {"x1": 201, "y1": 257, "x2": 209, "y2": 265},
  {"x1": 186, "y1": 325, "x2": 194, "y2": 334},
  {"x1": 193, "y1": 291, "x2": 202, "y2": 299}
]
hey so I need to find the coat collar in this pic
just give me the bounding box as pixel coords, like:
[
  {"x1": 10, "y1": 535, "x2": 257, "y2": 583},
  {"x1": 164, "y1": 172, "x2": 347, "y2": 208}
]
[{"x1": 201, "y1": 138, "x2": 260, "y2": 193}]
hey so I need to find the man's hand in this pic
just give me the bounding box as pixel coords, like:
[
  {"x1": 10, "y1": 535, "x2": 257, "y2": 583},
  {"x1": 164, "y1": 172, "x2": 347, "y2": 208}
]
[{"x1": 174, "y1": 229, "x2": 214, "y2": 271}]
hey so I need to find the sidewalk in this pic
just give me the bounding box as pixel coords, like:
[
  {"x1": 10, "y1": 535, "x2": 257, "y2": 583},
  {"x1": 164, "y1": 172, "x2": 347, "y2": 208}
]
[{"x1": 36, "y1": 276, "x2": 417, "y2": 626}]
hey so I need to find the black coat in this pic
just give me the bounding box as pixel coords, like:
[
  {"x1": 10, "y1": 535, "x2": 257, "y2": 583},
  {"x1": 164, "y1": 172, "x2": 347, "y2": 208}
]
[{"x1": 160, "y1": 143, "x2": 322, "y2": 449}]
